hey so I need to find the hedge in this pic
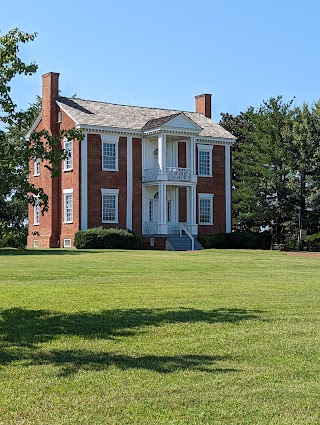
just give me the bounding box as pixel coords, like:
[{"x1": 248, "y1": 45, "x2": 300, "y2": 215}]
[
  {"x1": 74, "y1": 227, "x2": 142, "y2": 249},
  {"x1": 198, "y1": 232, "x2": 272, "y2": 250}
]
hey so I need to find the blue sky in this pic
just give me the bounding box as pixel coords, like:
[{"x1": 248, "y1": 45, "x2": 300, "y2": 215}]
[{"x1": 2, "y1": 0, "x2": 320, "y2": 121}]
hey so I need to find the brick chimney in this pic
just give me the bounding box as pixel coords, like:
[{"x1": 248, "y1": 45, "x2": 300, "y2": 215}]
[
  {"x1": 195, "y1": 94, "x2": 212, "y2": 118},
  {"x1": 42, "y1": 72, "x2": 60, "y2": 134}
]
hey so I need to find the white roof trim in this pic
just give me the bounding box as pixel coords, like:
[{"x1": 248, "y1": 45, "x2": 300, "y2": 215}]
[
  {"x1": 196, "y1": 136, "x2": 237, "y2": 146},
  {"x1": 162, "y1": 113, "x2": 202, "y2": 131},
  {"x1": 26, "y1": 112, "x2": 42, "y2": 140},
  {"x1": 57, "y1": 102, "x2": 79, "y2": 125},
  {"x1": 143, "y1": 128, "x2": 201, "y2": 136},
  {"x1": 77, "y1": 124, "x2": 142, "y2": 137}
]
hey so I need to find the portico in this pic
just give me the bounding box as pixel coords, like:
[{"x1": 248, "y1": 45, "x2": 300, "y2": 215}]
[{"x1": 142, "y1": 113, "x2": 201, "y2": 236}]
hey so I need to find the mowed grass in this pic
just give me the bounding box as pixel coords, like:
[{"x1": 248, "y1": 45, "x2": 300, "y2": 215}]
[{"x1": 0, "y1": 249, "x2": 319, "y2": 425}]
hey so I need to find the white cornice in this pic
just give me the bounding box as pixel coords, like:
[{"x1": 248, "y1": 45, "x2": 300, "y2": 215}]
[
  {"x1": 196, "y1": 136, "x2": 237, "y2": 146},
  {"x1": 76, "y1": 124, "x2": 142, "y2": 137},
  {"x1": 76, "y1": 125, "x2": 236, "y2": 144},
  {"x1": 143, "y1": 128, "x2": 201, "y2": 137}
]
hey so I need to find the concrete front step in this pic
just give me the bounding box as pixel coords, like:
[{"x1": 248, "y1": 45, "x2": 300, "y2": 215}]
[{"x1": 166, "y1": 235, "x2": 203, "y2": 251}]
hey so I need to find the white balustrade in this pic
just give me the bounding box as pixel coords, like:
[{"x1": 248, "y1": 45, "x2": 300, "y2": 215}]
[{"x1": 143, "y1": 167, "x2": 191, "y2": 182}]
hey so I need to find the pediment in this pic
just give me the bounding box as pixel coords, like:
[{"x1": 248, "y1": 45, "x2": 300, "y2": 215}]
[{"x1": 143, "y1": 112, "x2": 202, "y2": 133}]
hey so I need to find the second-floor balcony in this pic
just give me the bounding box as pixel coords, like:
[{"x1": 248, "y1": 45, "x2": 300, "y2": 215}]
[{"x1": 143, "y1": 167, "x2": 193, "y2": 183}]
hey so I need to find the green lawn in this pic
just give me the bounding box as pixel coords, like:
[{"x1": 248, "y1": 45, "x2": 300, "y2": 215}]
[{"x1": 0, "y1": 248, "x2": 319, "y2": 424}]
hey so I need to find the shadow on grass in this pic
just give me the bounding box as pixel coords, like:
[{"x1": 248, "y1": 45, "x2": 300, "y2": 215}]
[
  {"x1": 31, "y1": 351, "x2": 237, "y2": 377},
  {"x1": 0, "y1": 307, "x2": 261, "y2": 374},
  {"x1": 0, "y1": 248, "x2": 104, "y2": 256}
]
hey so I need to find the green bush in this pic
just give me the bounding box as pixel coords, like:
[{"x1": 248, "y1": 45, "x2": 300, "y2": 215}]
[
  {"x1": 200, "y1": 233, "x2": 228, "y2": 249},
  {"x1": 0, "y1": 226, "x2": 28, "y2": 249},
  {"x1": 199, "y1": 232, "x2": 271, "y2": 250},
  {"x1": 305, "y1": 232, "x2": 320, "y2": 251},
  {"x1": 74, "y1": 227, "x2": 142, "y2": 250}
]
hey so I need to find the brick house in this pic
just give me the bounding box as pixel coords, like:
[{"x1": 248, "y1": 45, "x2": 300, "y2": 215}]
[{"x1": 27, "y1": 72, "x2": 236, "y2": 249}]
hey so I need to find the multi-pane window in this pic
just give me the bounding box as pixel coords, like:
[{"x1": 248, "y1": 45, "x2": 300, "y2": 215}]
[
  {"x1": 101, "y1": 189, "x2": 119, "y2": 223},
  {"x1": 34, "y1": 199, "x2": 40, "y2": 225},
  {"x1": 64, "y1": 140, "x2": 73, "y2": 171},
  {"x1": 198, "y1": 145, "x2": 213, "y2": 176},
  {"x1": 102, "y1": 142, "x2": 117, "y2": 170},
  {"x1": 34, "y1": 158, "x2": 40, "y2": 176},
  {"x1": 63, "y1": 190, "x2": 73, "y2": 223},
  {"x1": 198, "y1": 194, "x2": 214, "y2": 225}
]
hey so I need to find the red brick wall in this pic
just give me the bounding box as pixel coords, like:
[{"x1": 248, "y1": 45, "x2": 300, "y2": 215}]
[
  {"x1": 27, "y1": 103, "x2": 77, "y2": 248},
  {"x1": 178, "y1": 142, "x2": 186, "y2": 168},
  {"x1": 59, "y1": 109, "x2": 81, "y2": 247},
  {"x1": 197, "y1": 145, "x2": 226, "y2": 235},
  {"x1": 142, "y1": 236, "x2": 166, "y2": 250},
  {"x1": 179, "y1": 188, "x2": 187, "y2": 223},
  {"x1": 195, "y1": 94, "x2": 212, "y2": 118},
  {"x1": 87, "y1": 134, "x2": 127, "y2": 229}
]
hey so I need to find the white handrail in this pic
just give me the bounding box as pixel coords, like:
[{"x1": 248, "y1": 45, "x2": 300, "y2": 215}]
[{"x1": 179, "y1": 224, "x2": 195, "y2": 251}]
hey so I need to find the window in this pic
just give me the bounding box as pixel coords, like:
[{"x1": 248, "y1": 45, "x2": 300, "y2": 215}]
[
  {"x1": 34, "y1": 158, "x2": 40, "y2": 176},
  {"x1": 167, "y1": 200, "x2": 171, "y2": 223},
  {"x1": 102, "y1": 141, "x2": 118, "y2": 171},
  {"x1": 198, "y1": 193, "x2": 214, "y2": 225},
  {"x1": 198, "y1": 145, "x2": 213, "y2": 177},
  {"x1": 64, "y1": 239, "x2": 72, "y2": 248},
  {"x1": 63, "y1": 189, "x2": 73, "y2": 223},
  {"x1": 101, "y1": 189, "x2": 119, "y2": 223},
  {"x1": 34, "y1": 198, "x2": 40, "y2": 225},
  {"x1": 64, "y1": 140, "x2": 73, "y2": 171}
]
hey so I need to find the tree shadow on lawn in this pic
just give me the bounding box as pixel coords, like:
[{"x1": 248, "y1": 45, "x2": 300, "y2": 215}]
[
  {"x1": 0, "y1": 307, "x2": 262, "y2": 374},
  {"x1": 0, "y1": 248, "x2": 105, "y2": 256},
  {"x1": 30, "y1": 350, "x2": 238, "y2": 377}
]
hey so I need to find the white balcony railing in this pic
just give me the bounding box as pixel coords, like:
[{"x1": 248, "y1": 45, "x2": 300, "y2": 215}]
[{"x1": 143, "y1": 167, "x2": 191, "y2": 182}]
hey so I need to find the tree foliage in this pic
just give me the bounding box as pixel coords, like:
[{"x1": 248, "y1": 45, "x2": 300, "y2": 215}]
[
  {"x1": 0, "y1": 28, "x2": 83, "y2": 247},
  {"x1": 220, "y1": 97, "x2": 320, "y2": 247}
]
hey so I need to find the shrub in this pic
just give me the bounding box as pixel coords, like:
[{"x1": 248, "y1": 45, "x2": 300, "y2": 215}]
[
  {"x1": 199, "y1": 232, "x2": 271, "y2": 250},
  {"x1": 0, "y1": 226, "x2": 27, "y2": 249},
  {"x1": 199, "y1": 233, "x2": 228, "y2": 249},
  {"x1": 74, "y1": 227, "x2": 142, "y2": 250},
  {"x1": 305, "y1": 232, "x2": 320, "y2": 251}
]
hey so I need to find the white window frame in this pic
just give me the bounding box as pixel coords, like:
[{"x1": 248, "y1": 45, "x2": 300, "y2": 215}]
[
  {"x1": 63, "y1": 189, "x2": 73, "y2": 223},
  {"x1": 101, "y1": 188, "x2": 119, "y2": 223},
  {"x1": 34, "y1": 158, "x2": 40, "y2": 176},
  {"x1": 198, "y1": 193, "x2": 214, "y2": 225},
  {"x1": 197, "y1": 144, "x2": 213, "y2": 177},
  {"x1": 63, "y1": 139, "x2": 73, "y2": 171},
  {"x1": 63, "y1": 238, "x2": 72, "y2": 248},
  {"x1": 102, "y1": 140, "x2": 119, "y2": 171},
  {"x1": 34, "y1": 198, "x2": 40, "y2": 225}
]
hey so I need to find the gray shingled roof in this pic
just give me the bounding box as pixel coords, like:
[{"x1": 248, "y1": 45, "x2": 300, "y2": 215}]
[{"x1": 56, "y1": 97, "x2": 235, "y2": 140}]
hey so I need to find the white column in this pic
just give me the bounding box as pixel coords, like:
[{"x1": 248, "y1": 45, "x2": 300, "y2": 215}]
[
  {"x1": 225, "y1": 144, "x2": 232, "y2": 233},
  {"x1": 126, "y1": 136, "x2": 133, "y2": 230},
  {"x1": 175, "y1": 187, "x2": 179, "y2": 224},
  {"x1": 186, "y1": 187, "x2": 190, "y2": 224},
  {"x1": 190, "y1": 137, "x2": 196, "y2": 175},
  {"x1": 187, "y1": 185, "x2": 198, "y2": 235},
  {"x1": 158, "y1": 183, "x2": 167, "y2": 234},
  {"x1": 81, "y1": 132, "x2": 88, "y2": 230},
  {"x1": 158, "y1": 133, "x2": 167, "y2": 173}
]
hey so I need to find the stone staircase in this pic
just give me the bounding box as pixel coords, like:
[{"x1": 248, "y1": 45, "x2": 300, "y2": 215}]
[{"x1": 166, "y1": 235, "x2": 203, "y2": 251}]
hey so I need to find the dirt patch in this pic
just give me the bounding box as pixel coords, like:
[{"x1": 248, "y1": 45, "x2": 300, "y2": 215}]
[{"x1": 286, "y1": 252, "x2": 320, "y2": 258}]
